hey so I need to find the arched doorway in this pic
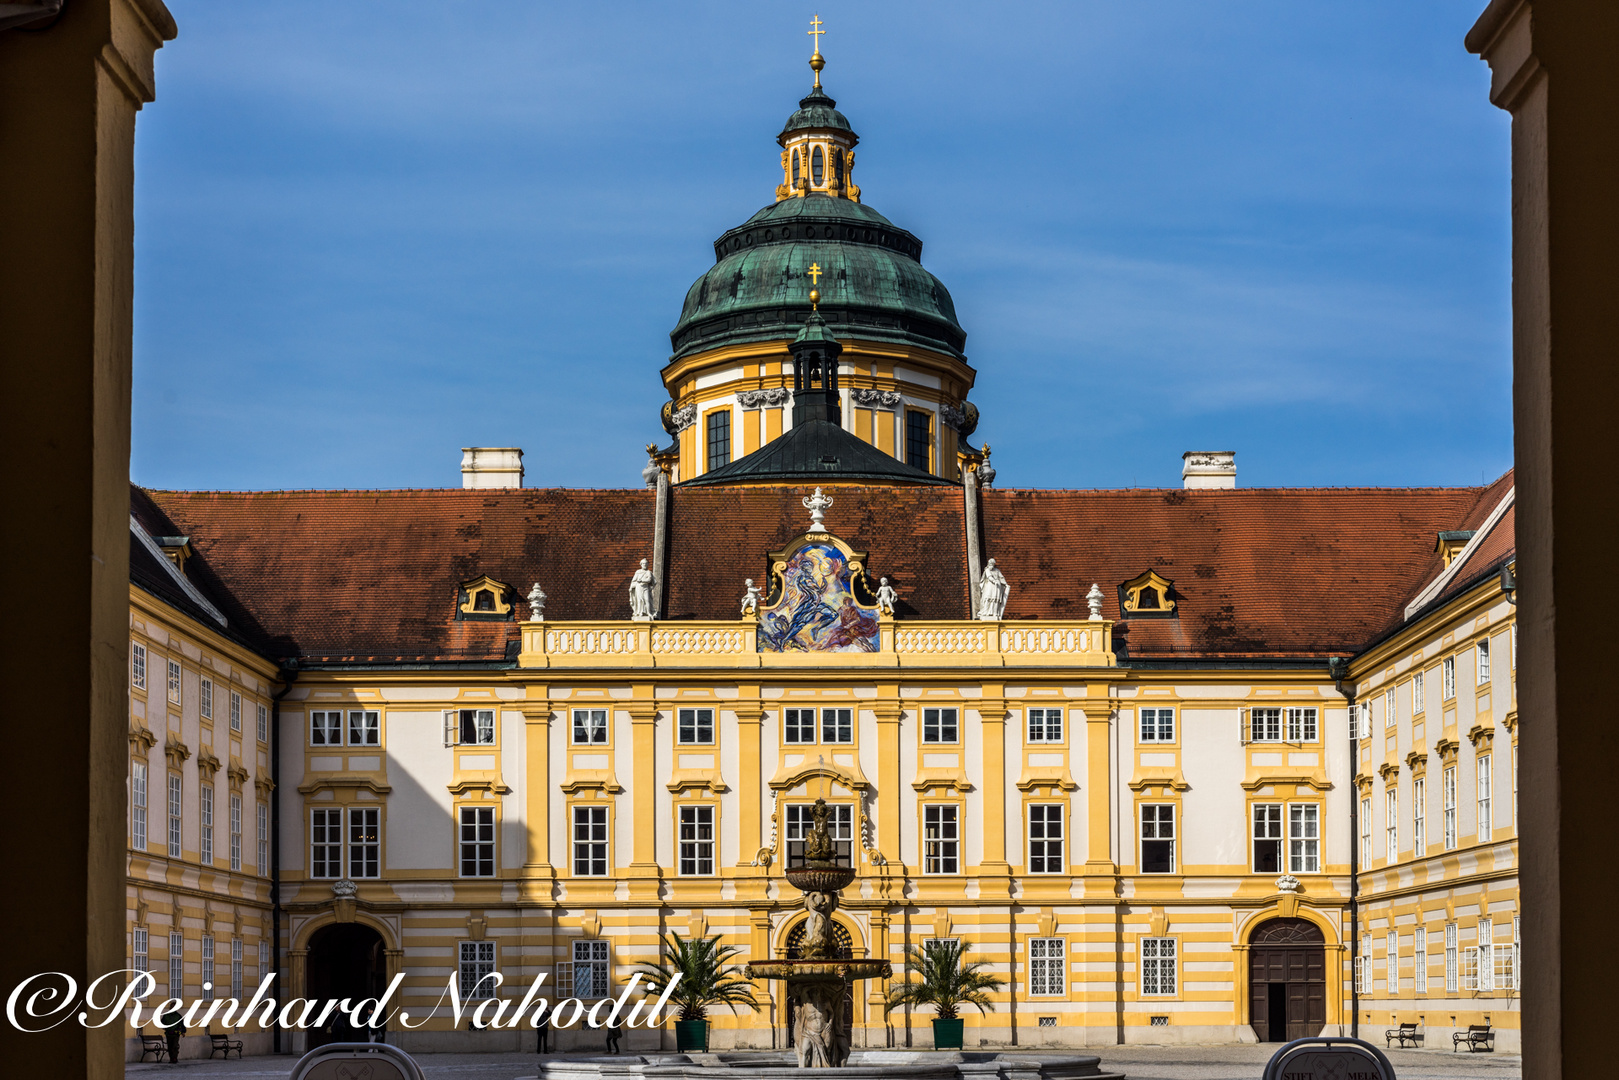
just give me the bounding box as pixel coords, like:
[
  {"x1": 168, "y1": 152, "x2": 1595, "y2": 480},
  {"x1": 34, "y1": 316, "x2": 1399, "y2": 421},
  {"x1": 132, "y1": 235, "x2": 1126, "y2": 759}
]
[
  {"x1": 781, "y1": 920, "x2": 855, "y2": 1049},
  {"x1": 306, "y1": 922, "x2": 387, "y2": 1047},
  {"x1": 1248, "y1": 917, "x2": 1326, "y2": 1042}
]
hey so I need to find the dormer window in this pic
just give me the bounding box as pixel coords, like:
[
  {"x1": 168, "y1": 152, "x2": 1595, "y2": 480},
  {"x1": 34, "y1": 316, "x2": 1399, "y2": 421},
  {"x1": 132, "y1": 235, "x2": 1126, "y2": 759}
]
[
  {"x1": 1121, "y1": 570, "x2": 1177, "y2": 616},
  {"x1": 1136, "y1": 586, "x2": 1161, "y2": 610},
  {"x1": 473, "y1": 589, "x2": 495, "y2": 612},
  {"x1": 457, "y1": 575, "x2": 514, "y2": 620}
]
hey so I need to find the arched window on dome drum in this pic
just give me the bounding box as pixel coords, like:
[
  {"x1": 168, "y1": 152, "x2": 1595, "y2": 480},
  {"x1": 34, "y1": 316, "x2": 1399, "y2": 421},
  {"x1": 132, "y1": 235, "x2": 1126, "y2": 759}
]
[
  {"x1": 811, "y1": 145, "x2": 824, "y2": 186},
  {"x1": 791, "y1": 149, "x2": 800, "y2": 184},
  {"x1": 832, "y1": 148, "x2": 844, "y2": 187}
]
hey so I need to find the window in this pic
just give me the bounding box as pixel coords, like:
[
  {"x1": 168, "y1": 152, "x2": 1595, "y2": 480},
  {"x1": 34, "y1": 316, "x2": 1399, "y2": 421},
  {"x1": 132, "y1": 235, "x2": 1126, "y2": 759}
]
[
  {"x1": 705, "y1": 410, "x2": 731, "y2": 471},
  {"x1": 169, "y1": 932, "x2": 184, "y2": 999},
  {"x1": 1510, "y1": 915, "x2": 1521, "y2": 993},
  {"x1": 906, "y1": 410, "x2": 932, "y2": 471},
  {"x1": 472, "y1": 588, "x2": 495, "y2": 612},
  {"x1": 783, "y1": 708, "x2": 815, "y2": 744},
  {"x1": 1138, "y1": 708, "x2": 1173, "y2": 743},
  {"x1": 132, "y1": 643, "x2": 147, "y2": 690},
  {"x1": 447, "y1": 708, "x2": 495, "y2": 746},
  {"x1": 1356, "y1": 934, "x2": 1373, "y2": 994},
  {"x1": 256, "y1": 703, "x2": 268, "y2": 742},
  {"x1": 1028, "y1": 804, "x2": 1064, "y2": 873},
  {"x1": 1355, "y1": 702, "x2": 1370, "y2": 741},
  {"x1": 1028, "y1": 938, "x2": 1065, "y2": 997},
  {"x1": 167, "y1": 659, "x2": 182, "y2": 705},
  {"x1": 461, "y1": 806, "x2": 497, "y2": 877},
  {"x1": 1286, "y1": 707, "x2": 1318, "y2": 742},
  {"x1": 230, "y1": 691, "x2": 242, "y2": 732},
  {"x1": 132, "y1": 928, "x2": 150, "y2": 998},
  {"x1": 259, "y1": 940, "x2": 270, "y2": 986},
  {"x1": 1140, "y1": 804, "x2": 1175, "y2": 873},
  {"x1": 572, "y1": 806, "x2": 608, "y2": 876},
  {"x1": 459, "y1": 941, "x2": 497, "y2": 1002},
  {"x1": 231, "y1": 938, "x2": 243, "y2": 999},
  {"x1": 1289, "y1": 804, "x2": 1320, "y2": 873},
  {"x1": 785, "y1": 803, "x2": 853, "y2": 867},
  {"x1": 256, "y1": 802, "x2": 268, "y2": 874},
  {"x1": 1380, "y1": 688, "x2": 1393, "y2": 730},
  {"x1": 923, "y1": 805, "x2": 959, "y2": 874},
  {"x1": 571, "y1": 939, "x2": 610, "y2": 999},
  {"x1": 1359, "y1": 797, "x2": 1371, "y2": 867},
  {"x1": 1477, "y1": 639, "x2": 1491, "y2": 684},
  {"x1": 1477, "y1": 755, "x2": 1493, "y2": 841},
  {"x1": 349, "y1": 807, "x2": 380, "y2": 878},
  {"x1": 200, "y1": 784, "x2": 214, "y2": 865},
  {"x1": 922, "y1": 707, "x2": 958, "y2": 743},
  {"x1": 811, "y1": 144, "x2": 824, "y2": 186},
  {"x1": 1511, "y1": 623, "x2": 1517, "y2": 668},
  {"x1": 311, "y1": 809, "x2": 342, "y2": 878},
  {"x1": 1415, "y1": 926, "x2": 1428, "y2": 994},
  {"x1": 1413, "y1": 777, "x2": 1425, "y2": 855},
  {"x1": 201, "y1": 936, "x2": 215, "y2": 1001},
  {"x1": 820, "y1": 708, "x2": 852, "y2": 744},
  {"x1": 832, "y1": 148, "x2": 844, "y2": 187},
  {"x1": 229, "y1": 793, "x2": 242, "y2": 872},
  {"x1": 1140, "y1": 937, "x2": 1177, "y2": 996},
  {"x1": 348, "y1": 710, "x2": 380, "y2": 746},
  {"x1": 201, "y1": 677, "x2": 213, "y2": 720},
  {"x1": 677, "y1": 708, "x2": 714, "y2": 745},
  {"x1": 678, "y1": 805, "x2": 714, "y2": 875},
  {"x1": 1028, "y1": 708, "x2": 1063, "y2": 743},
  {"x1": 131, "y1": 762, "x2": 148, "y2": 850},
  {"x1": 791, "y1": 148, "x2": 800, "y2": 182},
  {"x1": 1387, "y1": 930, "x2": 1399, "y2": 994},
  {"x1": 1252, "y1": 803, "x2": 1282, "y2": 873},
  {"x1": 1443, "y1": 657, "x2": 1456, "y2": 700},
  {"x1": 572, "y1": 708, "x2": 608, "y2": 745},
  {"x1": 1443, "y1": 767, "x2": 1457, "y2": 849},
  {"x1": 310, "y1": 711, "x2": 342, "y2": 746},
  {"x1": 1249, "y1": 707, "x2": 1281, "y2": 742},
  {"x1": 1474, "y1": 916, "x2": 1495, "y2": 992},
  {"x1": 1385, "y1": 789, "x2": 1398, "y2": 864},
  {"x1": 167, "y1": 775, "x2": 182, "y2": 858},
  {"x1": 1411, "y1": 672, "x2": 1425, "y2": 714},
  {"x1": 1445, "y1": 922, "x2": 1458, "y2": 992}
]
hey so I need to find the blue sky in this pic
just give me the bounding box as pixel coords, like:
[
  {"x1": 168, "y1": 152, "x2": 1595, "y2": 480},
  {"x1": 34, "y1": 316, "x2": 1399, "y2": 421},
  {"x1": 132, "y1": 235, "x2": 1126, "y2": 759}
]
[{"x1": 132, "y1": 1, "x2": 1511, "y2": 492}]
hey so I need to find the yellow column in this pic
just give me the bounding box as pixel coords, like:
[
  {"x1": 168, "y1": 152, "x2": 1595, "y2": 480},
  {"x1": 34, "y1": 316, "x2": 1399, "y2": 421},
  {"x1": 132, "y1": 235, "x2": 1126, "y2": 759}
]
[
  {"x1": 875, "y1": 692, "x2": 903, "y2": 873},
  {"x1": 978, "y1": 692, "x2": 1011, "y2": 891},
  {"x1": 520, "y1": 693, "x2": 553, "y2": 899},
  {"x1": 737, "y1": 695, "x2": 764, "y2": 873},
  {"x1": 627, "y1": 699, "x2": 662, "y2": 900},
  {"x1": 1082, "y1": 690, "x2": 1115, "y2": 878}
]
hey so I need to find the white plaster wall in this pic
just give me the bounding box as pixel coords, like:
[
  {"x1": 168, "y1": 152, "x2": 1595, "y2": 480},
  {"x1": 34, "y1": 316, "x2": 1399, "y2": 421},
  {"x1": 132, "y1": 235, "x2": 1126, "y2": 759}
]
[
  {"x1": 386, "y1": 709, "x2": 455, "y2": 870},
  {"x1": 654, "y1": 706, "x2": 674, "y2": 870},
  {"x1": 1181, "y1": 708, "x2": 1246, "y2": 868},
  {"x1": 1004, "y1": 708, "x2": 1023, "y2": 868},
  {"x1": 720, "y1": 707, "x2": 741, "y2": 869},
  {"x1": 279, "y1": 708, "x2": 305, "y2": 873},
  {"x1": 501, "y1": 709, "x2": 525, "y2": 869},
  {"x1": 898, "y1": 708, "x2": 918, "y2": 868},
  {"x1": 1068, "y1": 703, "x2": 1090, "y2": 866},
  {"x1": 1324, "y1": 704, "x2": 1352, "y2": 866}
]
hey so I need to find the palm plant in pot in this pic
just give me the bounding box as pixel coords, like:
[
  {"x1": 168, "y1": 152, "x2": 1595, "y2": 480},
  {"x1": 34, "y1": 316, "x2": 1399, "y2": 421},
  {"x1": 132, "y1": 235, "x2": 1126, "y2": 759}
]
[
  {"x1": 634, "y1": 932, "x2": 759, "y2": 1052},
  {"x1": 882, "y1": 938, "x2": 1003, "y2": 1050}
]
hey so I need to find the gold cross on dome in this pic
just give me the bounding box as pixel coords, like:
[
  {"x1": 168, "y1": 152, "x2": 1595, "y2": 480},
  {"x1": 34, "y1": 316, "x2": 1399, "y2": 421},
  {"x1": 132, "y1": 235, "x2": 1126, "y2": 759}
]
[
  {"x1": 807, "y1": 263, "x2": 823, "y2": 285},
  {"x1": 808, "y1": 14, "x2": 825, "y2": 55}
]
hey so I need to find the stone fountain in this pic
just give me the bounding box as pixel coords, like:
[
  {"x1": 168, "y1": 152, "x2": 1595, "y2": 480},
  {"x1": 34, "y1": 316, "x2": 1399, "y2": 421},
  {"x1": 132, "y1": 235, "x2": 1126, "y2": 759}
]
[{"x1": 745, "y1": 798, "x2": 892, "y2": 1067}]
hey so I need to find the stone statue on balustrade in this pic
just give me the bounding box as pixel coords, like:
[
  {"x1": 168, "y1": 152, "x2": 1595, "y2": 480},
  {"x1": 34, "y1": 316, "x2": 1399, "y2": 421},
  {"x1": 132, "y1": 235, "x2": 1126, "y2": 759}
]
[
  {"x1": 740, "y1": 578, "x2": 762, "y2": 617},
  {"x1": 875, "y1": 577, "x2": 898, "y2": 615},
  {"x1": 629, "y1": 559, "x2": 656, "y2": 621},
  {"x1": 977, "y1": 558, "x2": 1009, "y2": 620}
]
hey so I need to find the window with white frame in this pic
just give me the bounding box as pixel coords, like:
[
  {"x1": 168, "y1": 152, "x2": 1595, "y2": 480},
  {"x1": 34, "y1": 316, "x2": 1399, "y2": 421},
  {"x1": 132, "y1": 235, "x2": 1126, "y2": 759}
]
[
  {"x1": 231, "y1": 938, "x2": 243, "y2": 999},
  {"x1": 132, "y1": 761, "x2": 148, "y2": 850},
  {"x1": 1249, "y1": 707, "x2": 1282, "y2": 743},
  {"x1": 348, "y1": 710, "x2": 380, "y2": 746},
  {"x1": 1384, "y1": 688, "x2": 1396, "y2": 729},
  {"x1": 230, "y1": 691, "x2": 242, "y2": 732},
  {"x1": 1141, "y1": 937, "x2": 1177, "y2": 996},
  {"x1": 1356, "y1": 701, "x2": 1371, "y2": 741},
  {"x1": 1413, "y1": 777, "x2": 1425, "y2": 856},
  {"x1": 311, "y1": 808, "x2": 342, "y2": 878},
  {"x1": 1477, "y1": 638, "x2": 1491, "y2": 684},
  {"x1": 257, "y1": 802, "x2": 268, "y2": 873},
  {"x1": 1359, "y1": 797, "x2": 1371, "y2": 867},
  {"x1": 1445, "y1": 922, "x2": 1458, "y2": 992},
  {"x1": 169, "y1": 932, "x2": 184, "y2": 999},
  {"x1": 1140, "y1": 804, "x2": 1175, "y2": 873},
  {"x1": 1510, "y1": 915, "x2": 1521, "y2": 993},
  {"x1": 1139, "y1": 707, "x2": 1174, "y2": 743},
  {"x1": 1359, "y1": 934, "x2": 1374, "y2": 994},
  {"x1": 571, "y1": 708, "x2": 608, "y2": 745},
  {"x1": 1027, "y1": 937, "x2": 1065, "y2": 996},
  {"x1": 1443, "y1": 767, "x2": 1457, "y2": 849},
  {"x1": 1253, "y1": 803, "x2": 1282, "y2": 873},
  {"x1": 167, "y1": 775, "x2": 182, "y2": 858},
  {"x1": 1412, "y1": 671, "x2": 1425, "y2": 714},
  {"x1": 571, "y1": 939, "x2": 610, "y2": 999},
  {"x1": 132, "y1": 643, "x2": 147, "y2": 690},
  {"x1": 201, "y1": 935, "x2": 215, "y2": 1001},
  {"x1": 1028, "y1": 707, "x2": 1063, "y2": 743},
  {"x1": 1387, "y1": 929, "x2": 1398, "y2": 993},
  {"x1": 1287, "y1": 707, "x2": 1318, "y2": 742},
  {"x1": 1443, "y1": 657, "x2": 1456, "y2": 700},
  {"x1": 678, "y1": 707, "x2": 714, "y2": 745},
  {"x1": 821, "y1": 708, "x2": 852, "y2": 743},
  {"x1": 167, "y1": 659, "x2": 182, "y2": 705},
  {"x1": 310, "y1": 710, "x2": 342, "y2": 746},
  {"x1": 923, "y1": 804, "x2": 959, "y2": 873},
  {"x1": 446, "y1": 708, "x2": 494, "y2": 746},
  {"x1": 256, "y1": 703, "x2": 267, "y2": 742},
  {"x1": 783, "y1": 708, "x2": 816, "y2": 744},
  {"x1": 1385, "y1": 789, "x2": 1398, "y2": 864},
  {"x1": 678, "y1": 805, "x2": 714, "y2": 875},
  {"x1": 229, "y1": 793, "x2": 242, "y2": 871},
  {"x1": 1415, "y1": 926, "x2": 1428, "y2": 994},
  {"x1": 1513, "y1": 743, "x2": 1518, "y2": 825},
  {"x1": 201, "y1": 677, "x2": 213, "y2": 720},
  {"x1": 132, "y1": 927, "x2": 150, "y2": 998},
  {"x1": 1511, "y1": 623, "x2": 1517, "y2": 668},
  {"x1": 785, "y1": 803, "x2": 853, "y2": 867},
  {"x1": 459, "y1": 941, "x2": 497, "y2": 1002},
  {"x1": 1477, "y1": 755, "x2": 1493, "y2": 841},
  {"x1": 1027, "y1": 804, "x2": 1063, "y2": 873},
  {"x1": 571, "y1": 806, "x2": 607, "y2": 876},
  {"x1": 461, "y1": 806, "x2": 497, "y2": 877},
  {"x1": 349, "y1": 807, "x2": 380, "y2": 878},
  {"x1": 1290, "y1": 803, "x2": 1320, "y2": 873},
  {"x1": 1471, "y1": 916, "x2": 1495, "y2": 992},
  {"x1": 922, "y1": 707, "x2": 958, "y2": 743},
  {"x1": 200, "y1": 784, "x2": 214, "y2": 865}
]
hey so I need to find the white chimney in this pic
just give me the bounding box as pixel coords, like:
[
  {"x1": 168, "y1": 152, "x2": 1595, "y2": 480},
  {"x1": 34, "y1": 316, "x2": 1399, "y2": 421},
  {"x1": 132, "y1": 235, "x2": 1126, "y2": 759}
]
[
  {"x1": 461, "y1": 447, "x2": 524, "y2": 489},
  {"x1": 1182, "y1": 450, "x2": 1236, "y2": 490}
]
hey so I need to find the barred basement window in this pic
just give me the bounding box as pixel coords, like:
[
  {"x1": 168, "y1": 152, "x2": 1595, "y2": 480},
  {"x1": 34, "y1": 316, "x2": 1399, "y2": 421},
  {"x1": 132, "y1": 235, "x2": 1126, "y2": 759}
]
[
  {"x1": 459, "y1": 941, "x2": 497, "y2": 1002},
  {"x1": 1027, "y1": 804, "x2": 1064, "y2": 873},
  {"x1": 201, "y1": 936, "x2": 215, "y2": 1002},
  {"x1": 200, "y1": 784, "x2": 214, "y2": 865},
  {"x1": 922, "y1": 707, "x2": 958, "y2": 743},
  {"x1": 1140, "y1": 804, "x2": 1175, "y2": 873},
  {"x1": 131, "y1": 762, "x2": 148, "y2": 851},
  {"x1": 167, "y1": 659, "x2": 181, "y2": 705},
  {"x1": 201, "y1": 677, "x2": 213, "y2": 720},
  {"x1": 461, "y1": 806, "x2": 497, "y2": 877},
  {"x1": 349, "y1": 806, "x2": 380, "y2": 878},
  {"x1": 230, "y1": 691, "x2": 242, "y2": 732},
  {"x1": 132, "y1": 928, "x2": 150, "y2": 999},
  {"x1": 1140, "y1": 937, "x2": 1176, "y2": 996},
  {"x1": 572, "y1": 709, "x2": 608, "y2": 745},
  {"x1": 311, "y1": 809, "x2": 342, "y2": 878},
  {"x1": 1289, "y1": 804, "x2": 1320, "y2": 873},
  {"x1": 923, "y1": 805, "x2": 959, "y2": 874},
  {"x1": 572, "y1": 806, "x2": 607, "y2": 876},
  {"x1": 1253, "y1": 803, "x2": 1282, "y2": 873},
  {"x1": 1027, "y1": 938, "x2": 1064, "y2": 996},
  {"x1": 167, "y1": 775, "x2": 182, "y2": 858},
  {"x1": 678, "y1": 708, "x2": 714, "y2": 745},
  {"x1": 169, "y1": 932, "x2": 184, "y2": 999},
  {"x1": 132, "y1": 643, "x2": 147, "y2": 690},
  {"x1": 572, "y1": 939, "x2": 610, "y2": 999},
  {"x1": 229, "y1": 793, "x2": 242, "y2": 871},
  {"x1": 678, "y1": 805, "x2": 714, "y2": 875},
  {"x1": 706, "y1": 409, "x2": 731, "y2": 471},
  {"x1": 1139, "y1": 707, "x2": 1173, "y2": 743},
  {"x1": 1027, "y1": 707, "x2": 1063, "y2": 743}
]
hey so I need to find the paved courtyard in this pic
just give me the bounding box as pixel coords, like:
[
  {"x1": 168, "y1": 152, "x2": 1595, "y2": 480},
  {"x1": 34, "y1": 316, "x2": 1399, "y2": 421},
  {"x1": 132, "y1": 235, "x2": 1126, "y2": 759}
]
[{"x1": 126, "y1": 1045, "x2": 1522, "y2": 1080}]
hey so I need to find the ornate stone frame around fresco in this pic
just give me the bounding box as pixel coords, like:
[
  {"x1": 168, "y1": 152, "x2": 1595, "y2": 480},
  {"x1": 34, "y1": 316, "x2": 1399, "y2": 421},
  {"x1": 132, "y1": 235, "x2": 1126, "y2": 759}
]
[{"x1": 755, "y1": 531, "x2": 885, "y2": 654}]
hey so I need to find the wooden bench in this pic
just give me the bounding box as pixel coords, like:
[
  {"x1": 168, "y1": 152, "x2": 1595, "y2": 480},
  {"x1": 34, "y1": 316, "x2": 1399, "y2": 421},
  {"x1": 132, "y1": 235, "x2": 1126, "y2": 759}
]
[
  {"x1": 1454, "y1": 1024, "x2": 1495, "y2": 1052},
  {"x1": 209, "y1": 1029, "x2": 244, "y2": 1059},
  {"x1": 1385, "y1": 1021, "x2": 1420, "y2": 1048},
  {"x1": 139, "y1": 1031, "x2": 169, "y2": 1062}
]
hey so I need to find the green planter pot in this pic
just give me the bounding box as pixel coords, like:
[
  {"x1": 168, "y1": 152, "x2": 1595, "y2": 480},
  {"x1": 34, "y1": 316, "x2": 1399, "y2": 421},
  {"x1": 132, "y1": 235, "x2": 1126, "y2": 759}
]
[
  {"x1": 675, "y1": 1019, "x2": 709, "y2": 1052},
  {"x1": 932, "y1": 1017, "x2": 964, "y2": 1050}
]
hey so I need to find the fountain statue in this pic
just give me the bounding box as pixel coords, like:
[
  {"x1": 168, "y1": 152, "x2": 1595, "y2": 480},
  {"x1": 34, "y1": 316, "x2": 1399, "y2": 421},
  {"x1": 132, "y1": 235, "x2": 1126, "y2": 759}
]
[{"x1": 745, "y1": 798, "x2": 891, "y2": 1067}]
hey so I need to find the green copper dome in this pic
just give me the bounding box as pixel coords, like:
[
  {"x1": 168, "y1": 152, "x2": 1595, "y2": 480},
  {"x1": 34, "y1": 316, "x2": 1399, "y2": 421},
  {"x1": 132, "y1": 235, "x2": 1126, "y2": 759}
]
[
  {"x1": 669, "y1": 195, "x2": 968, "y2": 363},
  {"x1": 780, "y1": 87, "x2": 855, "y2": 139}
]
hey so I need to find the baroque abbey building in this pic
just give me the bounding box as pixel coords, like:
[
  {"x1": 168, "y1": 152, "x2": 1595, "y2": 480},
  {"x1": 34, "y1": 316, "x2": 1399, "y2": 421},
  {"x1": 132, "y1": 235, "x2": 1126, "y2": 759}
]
[{"x1": 121, "y1": 45, "x2": 1519, "y2": 1059}]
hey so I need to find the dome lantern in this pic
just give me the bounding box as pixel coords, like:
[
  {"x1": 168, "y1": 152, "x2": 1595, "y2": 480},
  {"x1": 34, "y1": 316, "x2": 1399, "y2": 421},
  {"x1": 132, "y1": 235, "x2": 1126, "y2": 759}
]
[{"x1": 776, "y1": 18, "x2": 859, "y2": 203}]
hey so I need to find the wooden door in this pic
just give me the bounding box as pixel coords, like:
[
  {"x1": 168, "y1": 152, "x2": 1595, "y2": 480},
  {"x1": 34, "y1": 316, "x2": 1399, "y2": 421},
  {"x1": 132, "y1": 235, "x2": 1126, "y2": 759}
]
[{"x1": 1248, "y1": 918, "x2": 1327, "y2": 1042}]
